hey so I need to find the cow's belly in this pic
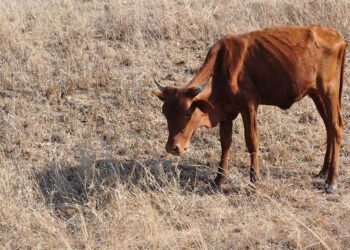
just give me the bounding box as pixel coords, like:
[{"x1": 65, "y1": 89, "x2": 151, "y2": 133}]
[{"x1": 254, "y1": 78, "x2": 314, "y2": 109}]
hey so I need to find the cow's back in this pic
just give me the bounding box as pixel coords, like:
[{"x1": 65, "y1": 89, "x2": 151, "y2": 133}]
[{"x1": 241, "y1": 26, "x2": 344, "y2": 109}]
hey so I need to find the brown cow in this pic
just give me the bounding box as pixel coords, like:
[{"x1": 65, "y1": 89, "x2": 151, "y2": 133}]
[{"x1": 153, "y1": 26, "x2": 346, "y2": 193}]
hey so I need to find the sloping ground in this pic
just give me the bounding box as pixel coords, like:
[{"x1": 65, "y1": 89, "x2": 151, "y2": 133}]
[{"x1": 0, "y1": 0, "x2": 349, "y2": 248}]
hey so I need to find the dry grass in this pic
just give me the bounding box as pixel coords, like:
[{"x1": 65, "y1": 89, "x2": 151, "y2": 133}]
[{"x1": 0, "y1": 0, "x2": 350, "y2": 249}]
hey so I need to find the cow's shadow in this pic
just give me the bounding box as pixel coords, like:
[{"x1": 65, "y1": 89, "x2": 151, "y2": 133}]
[
  {"x1": 37, "y1": 157, "x2": 217, "y2": 213},
  {"x1": 37, "y1": 157, "x2": 329, "y2": 216}
]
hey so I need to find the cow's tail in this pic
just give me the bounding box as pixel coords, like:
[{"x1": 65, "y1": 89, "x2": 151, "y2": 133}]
[
  {"x1": 187, "y1": 42, "x2": 221, "y2": 88},
  {"x1": 338, "y1": 44, "x2": 346, "y2": 128},
  {"x1": 339, "y1": 45, "x2": 346, "y2": 107}
]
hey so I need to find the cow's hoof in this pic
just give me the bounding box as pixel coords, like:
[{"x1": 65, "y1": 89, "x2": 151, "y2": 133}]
[
  {"x1": 326, "y1": 184, "x2": 337, "y2": 194},
  {"x1": 208, "y1": 182, "x2": 222, "y2": 193},
  {"x1": 250, "y1": 175, "x2": 260, "y2": 183},
  {"x1": 249, "y1": 168, "x2": 260, "y2": 183},
  {"x1": 314, "y1": 171, "x2": 327, "y2": 179}
]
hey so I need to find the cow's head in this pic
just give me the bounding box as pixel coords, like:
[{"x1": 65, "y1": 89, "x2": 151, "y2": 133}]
[{"x1": 153, "y1": 80, "x2": 214, "y2": 156}]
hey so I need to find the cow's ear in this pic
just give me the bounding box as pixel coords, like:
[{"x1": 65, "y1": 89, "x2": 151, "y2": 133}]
[
  {"x1": 192, "y1": 100, "x2": 214, "y2": 113},
  {"x1": 152, "y1": 90, "x2": 166, "y2": 101}
]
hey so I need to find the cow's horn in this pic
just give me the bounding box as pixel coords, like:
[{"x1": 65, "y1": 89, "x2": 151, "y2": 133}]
[
  {"x1": 154, "y1": 79, "x2": 165, "y2": 92},
  {"x1": 193, "y1": 80, "x2": 209, "y2": 95}
]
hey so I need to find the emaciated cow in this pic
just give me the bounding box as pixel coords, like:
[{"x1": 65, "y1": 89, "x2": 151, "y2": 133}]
[{"x1": 153, "y1": 26, "x2": 346, "y2": 193}]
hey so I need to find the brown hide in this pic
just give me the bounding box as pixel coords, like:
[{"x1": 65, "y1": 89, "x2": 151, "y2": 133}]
[
  {"x1": 207, "y1": 26, "x2": 344, "y2": 113},
  {"x1": 154, "y1": 25, "x2": 346, "y2": 193}
]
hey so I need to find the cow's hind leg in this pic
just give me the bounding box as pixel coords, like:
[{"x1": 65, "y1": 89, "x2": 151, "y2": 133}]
[
  {"x1": 323, "y1": 91, "x2": 342, "y2": 193},
  {"x1": 309, "y1": 93, "x2": 332, "y2": 178}
]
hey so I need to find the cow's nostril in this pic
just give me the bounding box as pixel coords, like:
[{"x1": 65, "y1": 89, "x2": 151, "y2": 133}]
[
  {"x1": 172, "y1": 145, "x2": 180, "y2": 154},
  {"x1": 166, "y1": 144, "x2": 182, "y2": 155}
]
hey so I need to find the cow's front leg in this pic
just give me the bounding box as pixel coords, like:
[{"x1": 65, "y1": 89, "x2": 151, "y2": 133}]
[
  {"x1": 214, "y1": 120, "x2": 233, "y2": 186},
  {"x1": 241, "y1": 104, "x2": 260, "y2": 183}
]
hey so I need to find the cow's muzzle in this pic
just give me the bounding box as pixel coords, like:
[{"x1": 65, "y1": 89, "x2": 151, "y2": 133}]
[{"x1": 166, "y1": 144, "x2": 186, "y2": 156}]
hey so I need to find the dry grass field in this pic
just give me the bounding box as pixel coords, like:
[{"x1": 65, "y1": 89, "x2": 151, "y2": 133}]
[{"x1": 0, "y1": 0, "x2": 350, "y2": 249}]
